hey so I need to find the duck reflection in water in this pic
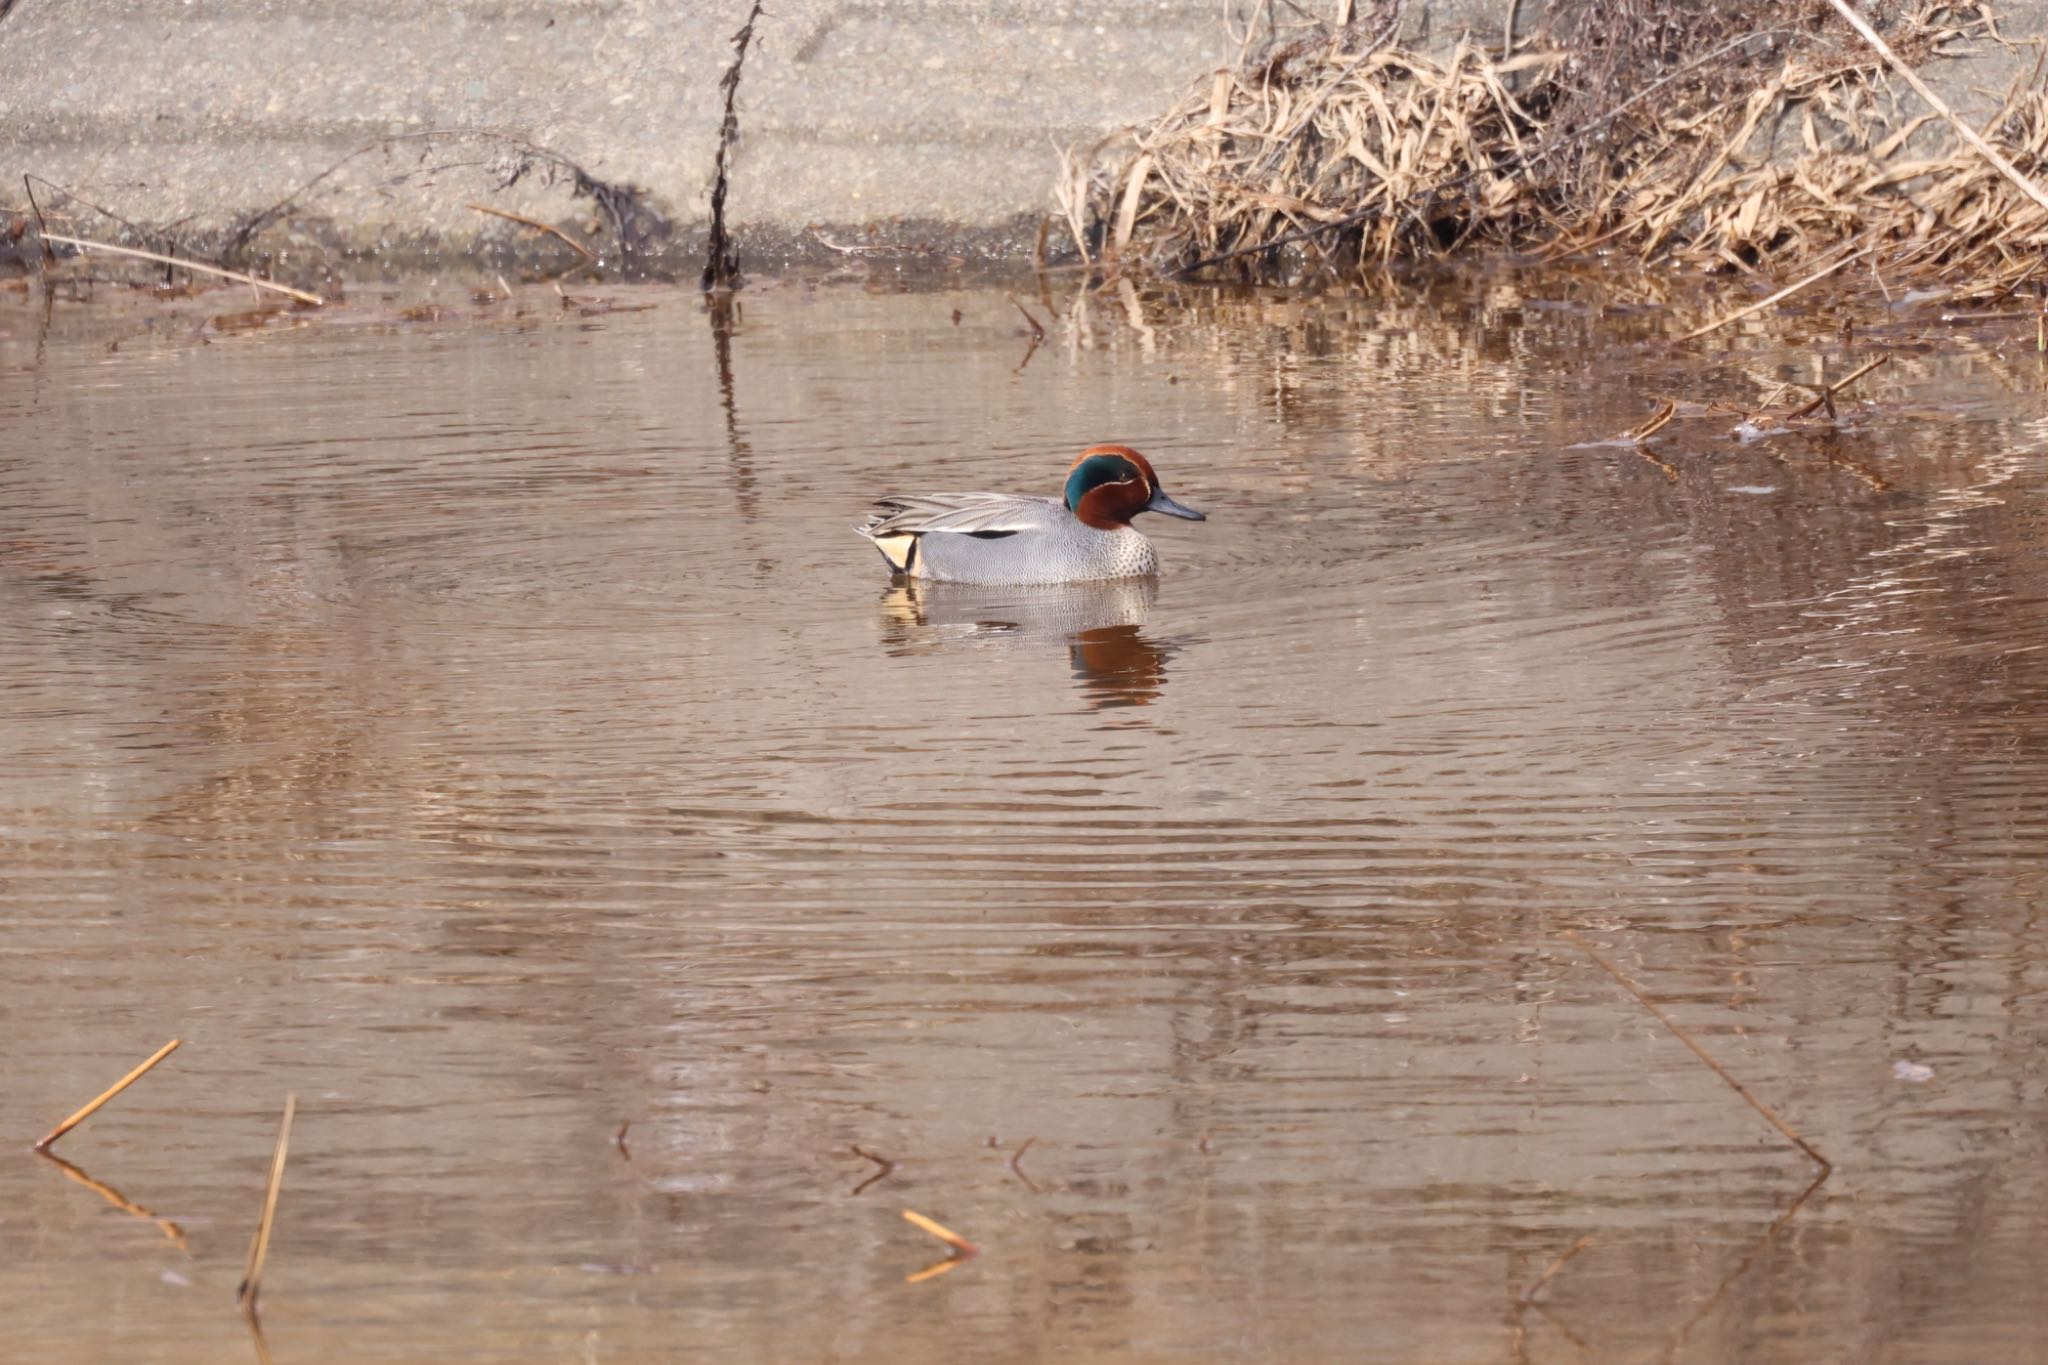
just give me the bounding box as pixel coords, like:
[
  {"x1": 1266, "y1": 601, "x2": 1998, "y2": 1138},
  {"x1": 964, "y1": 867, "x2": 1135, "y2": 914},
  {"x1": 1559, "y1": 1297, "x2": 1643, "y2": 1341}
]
[{"x1": 879, "y1": 578, "x2": 1175, "y2": 710}]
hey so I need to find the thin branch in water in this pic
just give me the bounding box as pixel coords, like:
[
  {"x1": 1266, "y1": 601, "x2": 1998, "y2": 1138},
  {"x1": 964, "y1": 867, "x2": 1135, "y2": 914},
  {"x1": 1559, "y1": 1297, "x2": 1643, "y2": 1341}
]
[
  {"x1": 1509, "y1": 1233, "x2": 1595, "y2": 1362},
  {"x1": 850, "y1": 1144, "x2": 895, "y2": 1196},
  {"x1": 1625, "y1": 398, "x2": 1678, "y2": 443},
  {"x1": 467, "y1": 202, "x2": 598, "y2": 262},
  {"x1": 1007, "y1": 1136, "x2": 1041, "y2": 1192},
  {"x1": 22, "y1": 174, "x2": 54, "y2": 265},
  {"x1": 38, "y1": 235, "x2": 324, "y2": 306},
  {"x1": 1006, "y1": 294, "x2": 1049, "y2": 342},
  {"x1": 1676, "y1": 246, "x2": 1873, "y2": 342},
  {"x1": 1563, "y1": 931, "x2": 1831, "y2": 1174},
  {"x1": 1522, "y1": 1234, "x2": 1594, "y2": 1305},
  {"x1": 902, "y1": 1208, "x2": 980, "y2": 1284},
  {"x1": 236, "y1": 1093, "x2": 298, "y2": 1314},
  {"x1": 1786, "y1": 354, "x2": 1888, "y2": 419},
  {"x1": 33, "y1": 1039, "x2": 182, "y2": 1151},
  {"x1": 901, "y1": 1208, "x2": 978, "y2": 1256}
]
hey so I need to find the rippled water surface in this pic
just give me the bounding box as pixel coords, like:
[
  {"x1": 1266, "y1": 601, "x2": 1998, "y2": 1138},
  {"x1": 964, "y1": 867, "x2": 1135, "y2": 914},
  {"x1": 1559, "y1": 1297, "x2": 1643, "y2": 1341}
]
[{"x1": 6, "y1": 273, "x2": 2048, "y2": 1362}]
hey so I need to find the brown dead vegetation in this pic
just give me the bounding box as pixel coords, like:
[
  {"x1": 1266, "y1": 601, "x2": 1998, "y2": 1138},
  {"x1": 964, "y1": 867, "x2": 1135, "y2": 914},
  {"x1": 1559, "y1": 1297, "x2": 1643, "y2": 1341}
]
[{"x1": 1060, "y1": 1, "x2": 2048, "y2": 296}]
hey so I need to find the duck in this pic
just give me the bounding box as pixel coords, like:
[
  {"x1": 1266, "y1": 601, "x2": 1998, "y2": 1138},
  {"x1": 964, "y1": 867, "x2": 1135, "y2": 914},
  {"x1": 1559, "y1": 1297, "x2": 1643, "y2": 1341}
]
[{"x1": 856, "y1": 444, "x2": 1205, "y2": 585}]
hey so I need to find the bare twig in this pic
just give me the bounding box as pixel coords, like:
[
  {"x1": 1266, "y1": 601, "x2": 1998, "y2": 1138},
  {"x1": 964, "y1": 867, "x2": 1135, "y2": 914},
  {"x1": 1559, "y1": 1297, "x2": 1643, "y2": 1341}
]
[
  {"x1": 850, "y1": 1144, "x2": 895, "y2": 1195},
  {"x1": 902, "y1": 1208, "x2": 978, "y2": 1256},
  {"x1": 467, "y1": 202, "x2": 598, "y2": 262},
  {"x1": 1677, "y1": 247, "x2": 1873, "y2": 342},
  {"x1": 22, "y1": 174, "x2": 54, "y2": 265},
  {"x1": 1510, "y1": 1234, "x2": 1596, "y2": 1363},
  {"x1": 1007, "y1": 294, "x2": 1048, "y2": 342},
  {"x1": 236, "y1": 1093, "x2": 298, "y2": 1312},
  {"x1": 1625, "y1": 398, "x2": 1678, "y2": 442},
  {"x1": 902, "y1": 1208, "x2": 979, "y2": 1284},
  {"x1": 38, "y1": 235, "x2": 324, "y2": 306},
  {"x1": 1787, "y1": 354, "x2": 1889, "y2": 418},
  {"x1": 702, "y1": 0, "x2": 765, "y2": 293},
  {"x1": 1007, "y1": 1136, "x2": 1041, "y2": 1192},
  {"x1": 33, "y1": 1039, "x2": 182, "y2": 1151},
  {"x1": 1564, "y1": 932, "x2": 1831, "y2": 1173}
]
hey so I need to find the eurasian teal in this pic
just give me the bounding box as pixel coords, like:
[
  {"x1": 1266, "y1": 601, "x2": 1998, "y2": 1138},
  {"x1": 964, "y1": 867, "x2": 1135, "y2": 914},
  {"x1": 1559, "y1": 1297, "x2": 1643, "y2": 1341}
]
[{"x1": 856, "y1": 444, "x2": 1206, "y2": 585}]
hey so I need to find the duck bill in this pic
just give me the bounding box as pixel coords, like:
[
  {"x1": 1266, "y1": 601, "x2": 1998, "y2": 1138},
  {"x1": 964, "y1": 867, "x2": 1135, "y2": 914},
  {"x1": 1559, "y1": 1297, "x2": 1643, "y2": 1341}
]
[{"x1": 1143, "y1": 488, "x2": 1206, "y2": 521}]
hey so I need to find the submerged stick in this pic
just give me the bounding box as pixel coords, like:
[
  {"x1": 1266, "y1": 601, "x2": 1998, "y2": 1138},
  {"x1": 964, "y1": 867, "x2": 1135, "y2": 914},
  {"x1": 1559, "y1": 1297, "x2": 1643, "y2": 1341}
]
[
  {"x1": 1787, "y1": 354, "x2": 1889, "y2": 419},
  {"x1": 1826, "y1": 0, "x2": 2048, "y2": 220},
  {"x1": 466, "y1": 203, "x2": 598, "y2": 262},
  {"x1": 237, "y1": 1093, "x2": 298, "y2": 1311},
  {"x1": 37, "y1": 234, "x2": 324, "y2": 306},
  {"x1": 1564, "y1": 932, "x2": 1831, "y2": 1173},
  {"x1": 1677, "y1": 246, "x2": 1873, "y2": 342},
  {"x1": 33, "y1": 1039, "x2": 182, "y2": 1151}
]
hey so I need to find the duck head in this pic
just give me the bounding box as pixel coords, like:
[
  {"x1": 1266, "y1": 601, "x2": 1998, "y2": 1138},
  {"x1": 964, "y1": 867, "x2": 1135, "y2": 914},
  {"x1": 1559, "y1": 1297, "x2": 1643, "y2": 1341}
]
[{"x1": 1062, "y1": 444, "x2": 1206, "y2": 531}]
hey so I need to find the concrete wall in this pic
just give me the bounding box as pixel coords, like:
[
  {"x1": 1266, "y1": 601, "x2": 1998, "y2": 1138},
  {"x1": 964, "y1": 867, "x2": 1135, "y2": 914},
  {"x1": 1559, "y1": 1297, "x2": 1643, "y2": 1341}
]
[
  {"x1": 0, "y1": 1, "x2": 1522, "y2": 270},
  {"x1": 0, "y1": 0, "x2": 2039, "y2": 273}
]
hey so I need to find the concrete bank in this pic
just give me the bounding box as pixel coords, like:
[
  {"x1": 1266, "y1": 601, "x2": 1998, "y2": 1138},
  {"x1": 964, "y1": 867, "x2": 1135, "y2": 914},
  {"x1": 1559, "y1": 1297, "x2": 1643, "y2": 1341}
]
[{"x1": 0, "y1": 1, "x2": 2042, "y2": 276}]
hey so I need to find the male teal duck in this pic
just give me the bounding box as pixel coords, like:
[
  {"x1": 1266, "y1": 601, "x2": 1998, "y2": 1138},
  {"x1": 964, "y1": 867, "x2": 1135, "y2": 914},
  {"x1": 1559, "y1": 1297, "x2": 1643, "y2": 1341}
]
[{"x1": 856, "y1": 444, "x2": 1205, "y2": 585}]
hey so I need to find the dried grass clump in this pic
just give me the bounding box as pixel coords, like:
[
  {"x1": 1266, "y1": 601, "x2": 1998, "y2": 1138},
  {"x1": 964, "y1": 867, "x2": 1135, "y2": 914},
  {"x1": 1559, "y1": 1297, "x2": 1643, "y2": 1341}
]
[
  {"x1": 1059, "y1": 34, "x2": 1562, "y2": 273},
  {"x1": 1062, "y1": 0, "x2": 2042, "y2": 293}
]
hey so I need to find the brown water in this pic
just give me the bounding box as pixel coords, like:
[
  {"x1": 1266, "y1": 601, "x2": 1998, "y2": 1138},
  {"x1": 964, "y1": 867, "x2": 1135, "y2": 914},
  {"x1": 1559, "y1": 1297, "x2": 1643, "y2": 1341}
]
[{"x1": 5, "y1": 273, "x2": 2048, "y2": 1363}]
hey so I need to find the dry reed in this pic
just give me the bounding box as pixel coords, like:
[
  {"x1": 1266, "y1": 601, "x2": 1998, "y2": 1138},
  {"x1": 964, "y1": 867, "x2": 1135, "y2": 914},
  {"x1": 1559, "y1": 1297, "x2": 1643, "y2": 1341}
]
[
  {"x1": 37, "y1": 235, "x2": 324, "y2": 305},
  {"x1": 33, "y1": 1038, "x2": 183, "y2": 1151},
  {"x1": 901, "y1": 1208, "x2": 977, "y2": 1254},
  {"x1": 1063, "y1": 1, "x2": 2048, "y2": 298},
  {"x1": 237, "y1": 1093, "x2": 298, "y2": 1312}
]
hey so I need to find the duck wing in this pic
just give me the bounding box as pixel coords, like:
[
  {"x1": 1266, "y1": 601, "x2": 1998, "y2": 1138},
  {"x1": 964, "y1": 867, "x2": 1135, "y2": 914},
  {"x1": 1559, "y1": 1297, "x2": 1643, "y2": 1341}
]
[{"x1": 857, "y1": 493, "x2": 1066, "y2": 538}]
